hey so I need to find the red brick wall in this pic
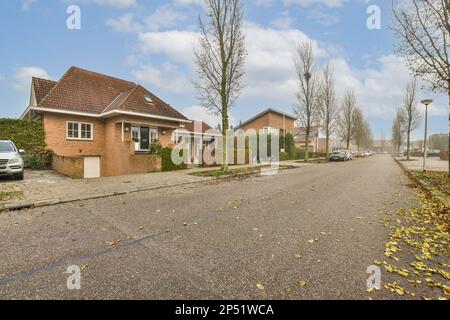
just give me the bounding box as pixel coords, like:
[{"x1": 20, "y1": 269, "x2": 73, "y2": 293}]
[
  {"x1": 52, "y1": 155, "x2": 84, "y2": 179},
  {"x1": 43, "y1": 113, "x2": 105, "y2": 157}
]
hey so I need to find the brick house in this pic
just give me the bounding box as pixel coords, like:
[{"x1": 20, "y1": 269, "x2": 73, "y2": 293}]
[
  {"x1": 20, "y1": 66, "x2": 194, "y2": 178},
  {"x1": 235, "y1": 108, "x2": 296, "y2": 136},
  {"x1": 174, "y1": 121, "x2": 221, "y2": 165},
  {"x1": 294, "y1": 127, "x2": 321, "y2": 152}
]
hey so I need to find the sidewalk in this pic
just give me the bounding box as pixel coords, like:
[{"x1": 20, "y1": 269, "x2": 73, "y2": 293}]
[
  {"x1": 393, "y1": 156, "x2": 448, "y2": 172},
  {"x1": 0, "y1": 160, "x2": 309, "y2": 212}
]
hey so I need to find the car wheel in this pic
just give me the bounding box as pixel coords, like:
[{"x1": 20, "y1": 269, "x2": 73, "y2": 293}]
[{"x1": 15, "y1": 172, "x2": 24, "y2": 180}]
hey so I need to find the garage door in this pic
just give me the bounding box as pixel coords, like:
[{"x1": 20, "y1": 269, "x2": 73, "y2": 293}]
[{"x1": 84, "y1": 156, "x2": 100, "y2": 178}]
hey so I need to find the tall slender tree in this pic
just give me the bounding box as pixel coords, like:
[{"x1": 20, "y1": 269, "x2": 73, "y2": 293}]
[
  {"x1": 194, "y1": 0, "x2": 246, "y2": 172},
  {"x1": 337, "y1": 90, "x2": 358, "y2": 150},
  {"x1": 293, "y1": 40, "x2": 321, "y2": 162},
  {"x1": 392, "y1": 109, "x2": 406, "y2": 156},
  {"x1": 392, "y1": 0, "x2": 450, "y2": 176},
  {"x1": 319, "y1": 63, "x2": 340, "y2": 161},
  {"x1": 400, "y1": 78, "x2": 422, "y2": 160}
]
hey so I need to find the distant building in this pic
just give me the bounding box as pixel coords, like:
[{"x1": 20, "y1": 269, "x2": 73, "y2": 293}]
[
  {"x1": 372, "y1": 140, "x2": 393, "y2": 154},
  {"x1": 429, "y1": 133, "x2": 449, "y2": 151},
  {"x1": 235, "y1": 108, "x2": 296, "y2": 136},
  {"x1": 294, "y1": 126, "x2": 320, "y2": 152}
]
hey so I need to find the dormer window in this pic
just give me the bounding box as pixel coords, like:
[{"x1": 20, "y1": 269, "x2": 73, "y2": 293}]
[{"x1": 144, "y1": 95, "x2": 153, "y2": 104}]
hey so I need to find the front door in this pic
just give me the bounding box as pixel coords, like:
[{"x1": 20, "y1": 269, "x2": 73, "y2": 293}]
[{"x1": 140, "y1": 127, "x2": 150, "y2": 151}]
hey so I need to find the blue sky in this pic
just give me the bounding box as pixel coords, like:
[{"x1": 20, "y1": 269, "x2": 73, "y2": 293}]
[{"x1": 0, "y1": 0, "x2": 448, "y2": 140}]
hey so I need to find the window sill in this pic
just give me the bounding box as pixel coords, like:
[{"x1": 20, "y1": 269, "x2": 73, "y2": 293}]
[{"x1": 67, "y1": 138, "x2": 94, "y2": 141}]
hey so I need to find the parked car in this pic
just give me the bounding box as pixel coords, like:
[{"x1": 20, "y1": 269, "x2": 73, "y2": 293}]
[
  {"x1": 0, "y1": 140, "x2": 25, "y2": 180},
  {"x1": 330, "y1": 151, "x2": 351, "y2": 162}
]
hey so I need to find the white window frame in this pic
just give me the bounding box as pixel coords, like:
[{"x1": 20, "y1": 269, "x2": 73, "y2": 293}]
[
  {"x1": 66, "y1": 121, "x2": 94, "y2": 141},
  {"x1": 131, "y1": 125, "x2": 159, "y2": 152}
]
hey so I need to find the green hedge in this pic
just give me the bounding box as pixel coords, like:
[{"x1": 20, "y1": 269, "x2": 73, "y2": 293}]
[
  {"x1": 0, "y1": 119, "x2": 45, "y2": 151},
  {"x1": 295, "y1": 149, "x2": 327, "y2": 160},
  {"x1": 161, "y1": 147, "x2": 188, "y2": 172},
  {"x1": 280, "y1": 133, "x2": 296, "y2": 160}
]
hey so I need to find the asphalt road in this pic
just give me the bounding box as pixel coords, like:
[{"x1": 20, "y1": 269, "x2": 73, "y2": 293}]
[{"x1": 0, "y1": 155, "x2": 428, "y2": 299}]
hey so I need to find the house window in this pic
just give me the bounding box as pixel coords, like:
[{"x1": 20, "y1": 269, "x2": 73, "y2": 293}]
[
  {"x1": 131, "y1": 125, "x2": 158, "y2": 151},
  {"x1": 150, "y1": 128, "x2": 158, "y2": 142},
  {"x1": 67, "y1": 122, "x2": 93, "y2": 140}
]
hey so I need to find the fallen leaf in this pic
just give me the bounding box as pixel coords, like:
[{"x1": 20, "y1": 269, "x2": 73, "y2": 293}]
[
  {"x1": 256, "y1": 283, "x2": 265, "y2": 290},
  {"x1": 298, "y1": 280, "x2": 307, "y2": 287}
]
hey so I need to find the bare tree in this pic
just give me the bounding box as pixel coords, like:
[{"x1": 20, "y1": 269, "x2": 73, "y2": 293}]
[
  {"x1": 194, "y1": 0, "x2": 246, "y2": 172},
  {"x1": 337, "y1": 90, "x2": 358, "y2": 150},
  {"x1": 293, "y1": 40, "x2": 321, "y2": 162},
  {"x1": 319, "y1": 63, "x2": 340, "y2": 161},
  {"x1": 353, "y1": 111, "x2": 372, "y2": 151},
  {"x1": 400, "y1": 78, "x2": 422, "y2": 160},
  {"x1": 392, "y1": 0, "x2": 450, "y2": 175},
  {"x1": 392, "y1": 109, "x2": 406, "y2": 156}
]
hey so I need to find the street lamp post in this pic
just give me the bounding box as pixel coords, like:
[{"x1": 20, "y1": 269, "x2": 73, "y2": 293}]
[{"x1": 420, "y1": 99, "x2": 433, "y2": 172}]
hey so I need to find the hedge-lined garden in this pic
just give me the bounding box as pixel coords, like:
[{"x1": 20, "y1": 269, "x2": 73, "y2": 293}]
[
  {"x1": 161, "y1": 147, "x2": 188, "y2": 172},
  {"x1": 0, "y1": 118, "x2": 51, "y2": 169},
  {"x1": 0, "y1": 119, "x2": 45, "y2": 151}
]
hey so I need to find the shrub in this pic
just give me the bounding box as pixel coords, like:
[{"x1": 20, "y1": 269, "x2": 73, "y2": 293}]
[
  {"x1": 295, "y1": 149, "x2": 327, "y2": 160},
  {"x1": 161, "y1": 147, "x2": 187, "y2": 172},
  {"x1": 24, "y1": 156, "x2": 46, "y2": 170},
  {"x1": 23, "y1": 147, "x2": 52, "y2": 170},
  {"x1": 0, "y1": 119, "x2": 45, "y2": 152},
  {"x1": 149, "y1": 141, "x2": 162, "y2": 155},
  {"x1": 279, "y1": 133, "x2": 295, "y2": 160},
  {"x1": 280, "y1": 152, "x2": 290, "y2": 161}
]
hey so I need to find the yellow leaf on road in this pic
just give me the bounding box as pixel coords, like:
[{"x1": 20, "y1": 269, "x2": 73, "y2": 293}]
[{"x1": 298, "y1": 280, "x2": 307, "y2": 287}]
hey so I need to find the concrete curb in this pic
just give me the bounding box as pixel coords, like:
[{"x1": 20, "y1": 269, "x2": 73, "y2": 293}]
[{"x1": 0, "y1": 165, "x2": 297, "y2": 213}]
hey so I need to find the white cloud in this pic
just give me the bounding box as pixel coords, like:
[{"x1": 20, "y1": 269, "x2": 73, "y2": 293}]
[
  {"x1": 132, "y1": 62, "x2": 192, "y2": 94},
  {"x1": 66, "y1": 0, "x2": 136, "y2": 8},
  {"x1": 107, "y1": 6, "x2": 187, "y2": 33},
  {"x1": 21, "y1": 0, "x2": 37, "y2": 11},
  {"x1": 172, "y1": 0, "x2": 205, "y2": 7},
  {"x1": 143, "y1": 6, "x2": 187, "y2": 31},
  {"x1": 283, "y1": 0, "x2": 348, "y2": 7},
  {"x1": 137, "y1": 30, "x2": 200, "y2": 65},
  {"x1": 106, "y1": 13, "x2": 141, "y2": 32},
  {"x1": 92, "y1": 0, "x2": 136, "y2": 8},
  {"x1": 13, "y1": 67, "x2": 50, "y2": 92},
  {"x1": 270, "y1": 11, "x2": 294, "y2": 29},
  {"x1": 181, "y1": 105, "x2": 238, "y2": 128},
  {"x1": 254, "y1": 0, "x2": 275, "y2": 7}
]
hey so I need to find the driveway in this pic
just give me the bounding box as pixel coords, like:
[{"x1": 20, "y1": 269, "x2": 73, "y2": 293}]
[{"x1": 0, "y1": 155, "x2": 448, "y2": 299}]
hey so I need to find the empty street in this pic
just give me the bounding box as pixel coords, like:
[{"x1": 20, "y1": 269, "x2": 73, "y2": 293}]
[{"x1": 1, "y1": 155, "x2": 447, "y2": 300}]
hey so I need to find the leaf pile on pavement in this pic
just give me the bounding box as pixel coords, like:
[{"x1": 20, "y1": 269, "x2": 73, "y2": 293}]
[{"x1": 378, "y1": 187, "x2": 450, "y2": 300}]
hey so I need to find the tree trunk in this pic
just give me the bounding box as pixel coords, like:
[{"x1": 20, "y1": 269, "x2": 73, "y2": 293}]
[
  {"x1": 448, "y1": 85, "x2": 450, "y2": 178},
  {"x1": 222, "y1": 111, "x2": 229, "y2": 172},
  {"x1": 304, "y1": 131, "x2": 310, "y2": 162},
  {"x1": 406, "y1": 129, "x2": 411, "y2": 160},
  {"x1": 325, "y1": 131, "x2": 330, "y2": 162}
]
